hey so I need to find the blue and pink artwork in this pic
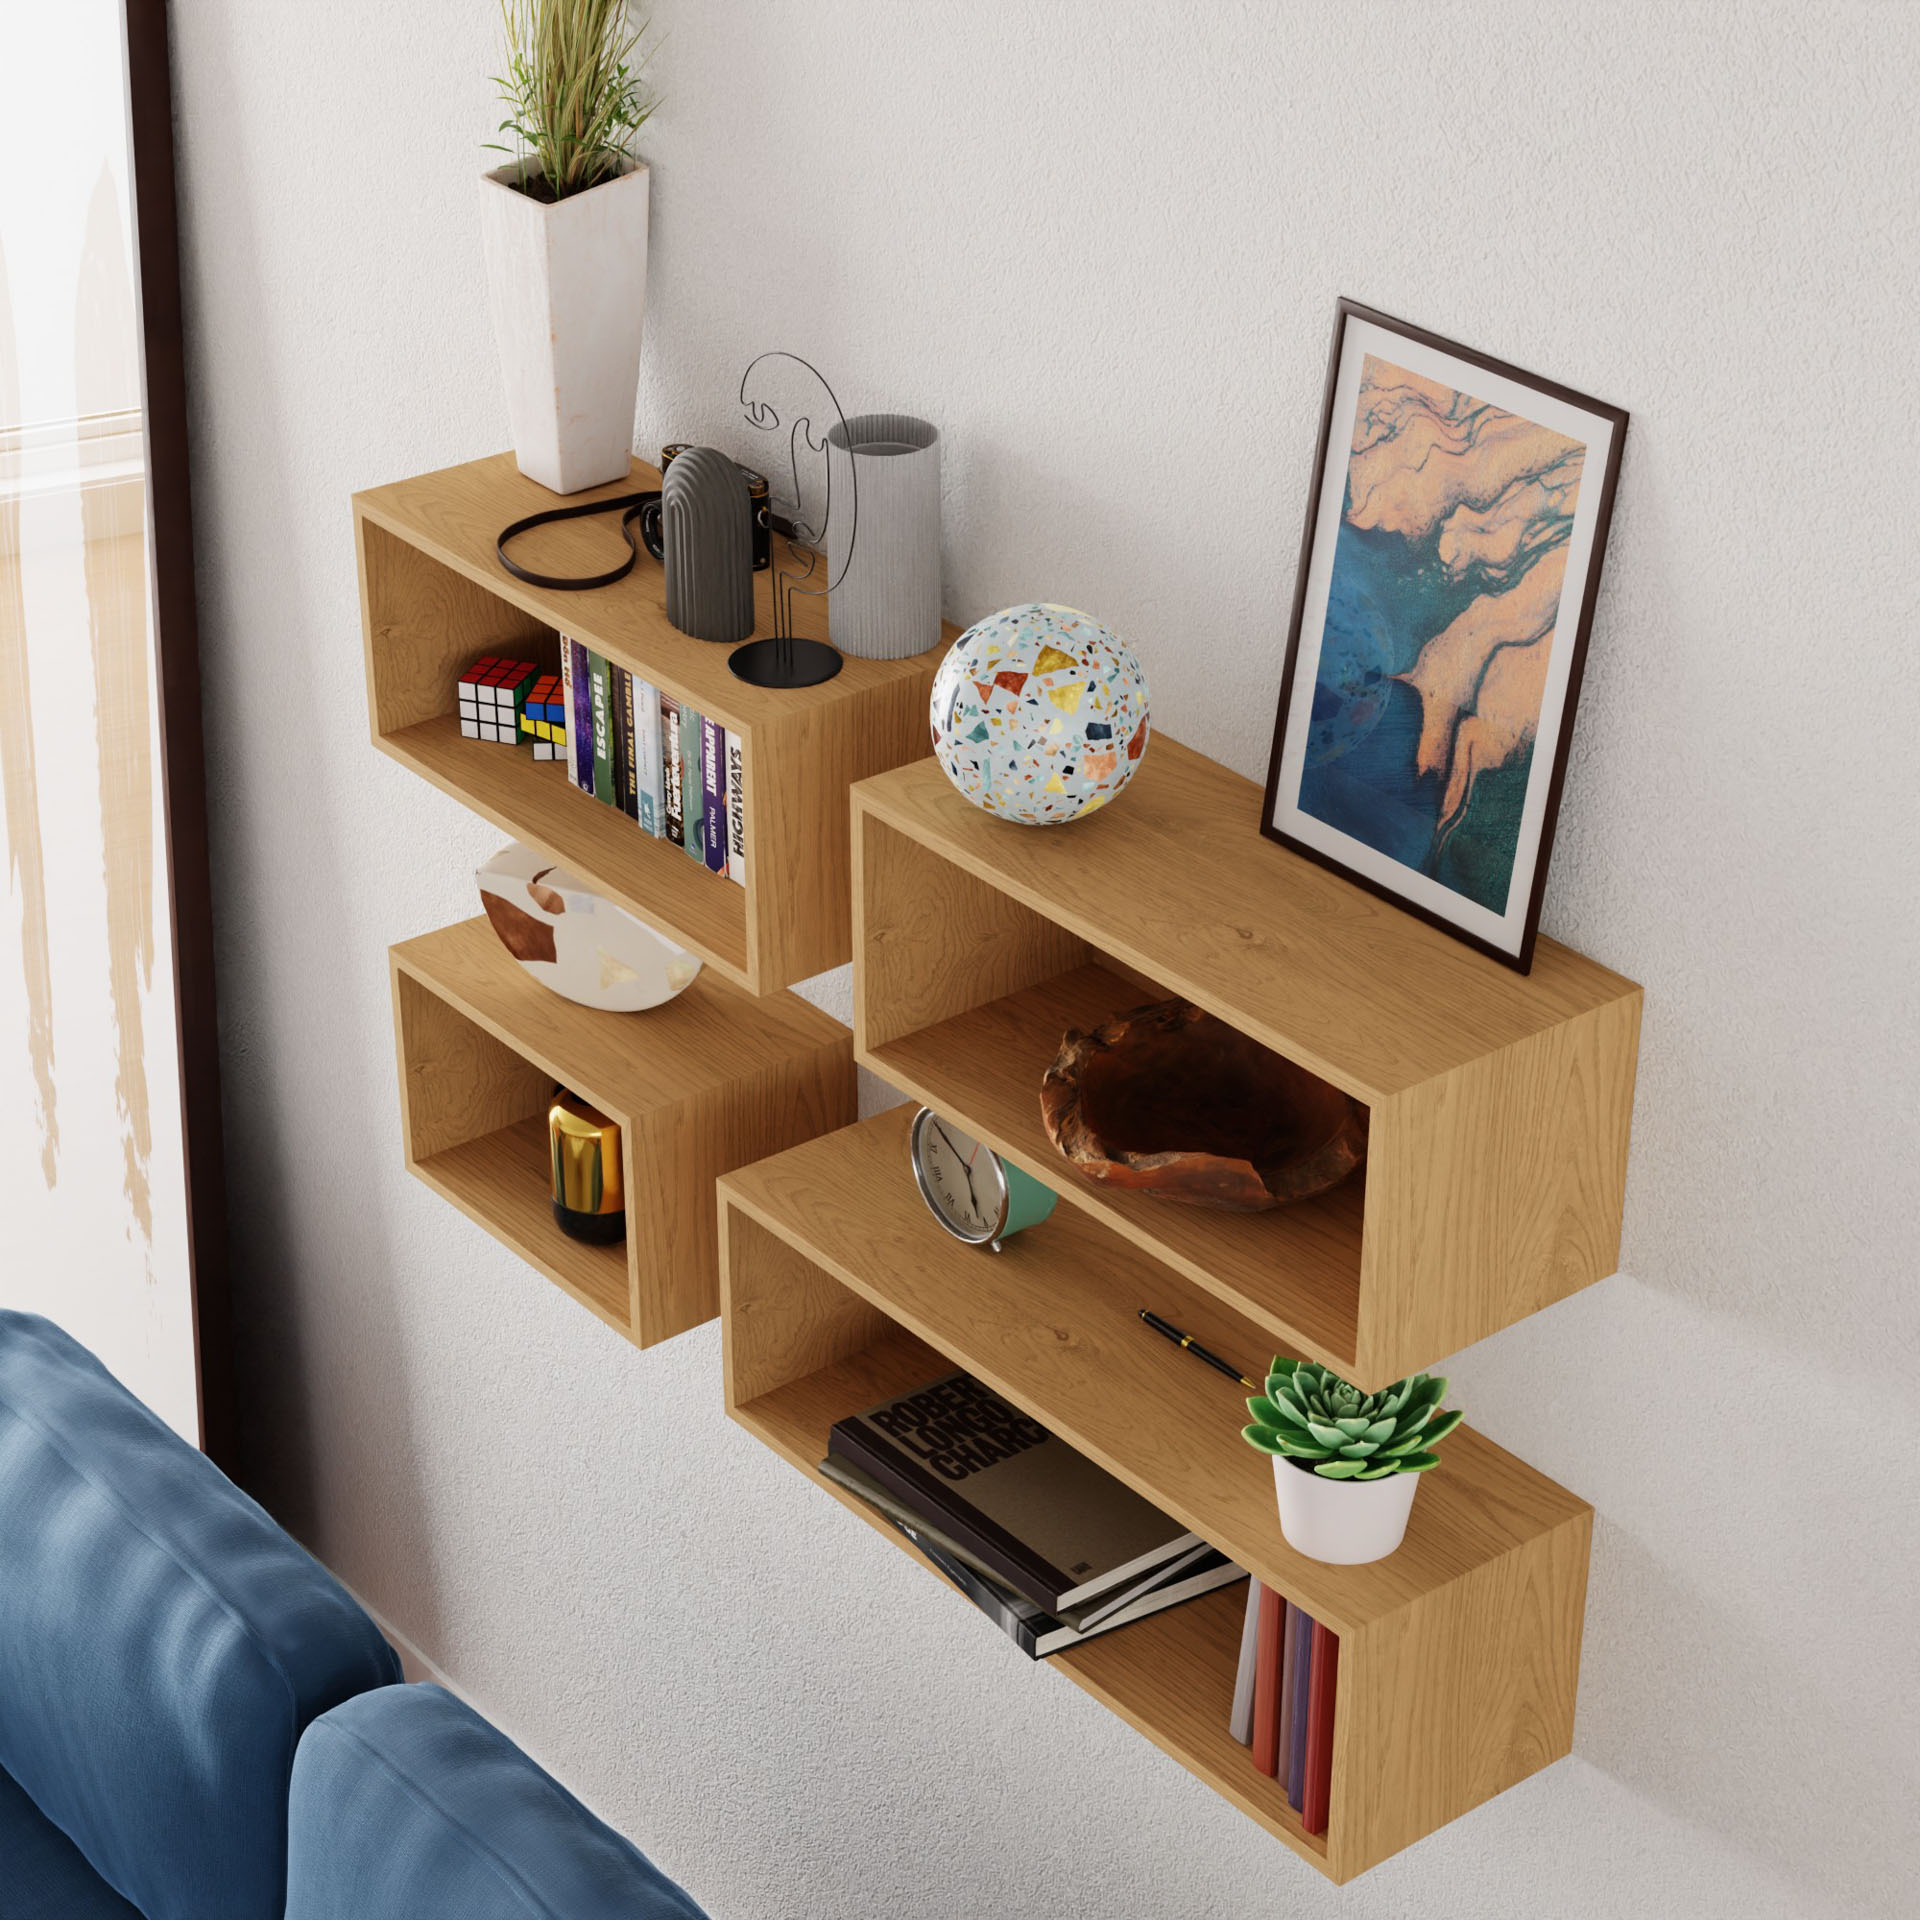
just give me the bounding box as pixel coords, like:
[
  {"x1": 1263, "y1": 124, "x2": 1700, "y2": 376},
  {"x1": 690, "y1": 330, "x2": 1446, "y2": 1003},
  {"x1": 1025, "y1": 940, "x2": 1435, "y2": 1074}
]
[{"x1": 1268, "y1": 306, "x2": 1626, "y2": 969}]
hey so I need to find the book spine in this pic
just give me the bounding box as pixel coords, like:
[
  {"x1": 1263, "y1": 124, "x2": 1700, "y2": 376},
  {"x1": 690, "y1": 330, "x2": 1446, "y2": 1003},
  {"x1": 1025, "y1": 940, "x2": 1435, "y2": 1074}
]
[
  {"x1": 567, "y1": 639, "x2": 595, "y2": 793},
  {"x1": 558, "y1": 640, "x2": 575, "y2": 783},
  {"x1": 660, "y1": 693, "x2": 684, "y2": 845},
  {"x1": 635, "y1": 681, "x2": 662, "y2": 835},
  {"x1": 829, "y1": 1416, "x2": 1068, "y2": 1613},
  {"x1": 1286, "y1": 1604, "x2": 1313, "y2": 1812},
  {"x1": 725, "y1": 728, "x2": 747, "y2": 884},
  {"x1": 1276, "y1": 1599, "x2": 1300, "y2": 1795},
  {"x1": 588, "y1": 652, "x2": 615, "y2": 807},
  {"x1": 614, "y1": 668, "x2": 639, "y2": 820},
  {"x1": 1251, "y1": 1583, "x2": 1283, "y2": 1777},
  {"x1": 680, "y1": 706, "x2": 705, "y2": 863},
  {"x1": 701, "y1": 715, "x2": 727, "y2": 873},
  {"x1": 884, "y1": 1515, "x2": 1049, "y2": 1662},
  {"x1": 1301, "y1": 1620, "x2": 1339, "y2": 1837},
  {"x1": 1229, "y1": 1576, "x2": 1261, "y2": 1747}
]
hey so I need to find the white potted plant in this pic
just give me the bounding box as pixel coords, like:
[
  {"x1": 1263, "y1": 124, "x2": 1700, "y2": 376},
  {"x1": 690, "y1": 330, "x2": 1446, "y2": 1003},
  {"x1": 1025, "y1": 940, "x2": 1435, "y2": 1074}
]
[
  {"x1": 483, "y1": 0, "x2": 657, "y2": 494},
  {"x1": 1242, "y1": 1359, "x2": 1464, "y2": 1565}
]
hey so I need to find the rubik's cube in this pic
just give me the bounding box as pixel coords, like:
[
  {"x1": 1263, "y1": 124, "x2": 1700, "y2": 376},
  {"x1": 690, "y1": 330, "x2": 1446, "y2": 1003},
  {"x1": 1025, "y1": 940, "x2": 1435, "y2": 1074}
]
[
  {"x1": 457, "y1": 656, "x2": 538, "y2": 744},
  {"x1": 518, "y1": 672, "x2": 567, "y2": 763}
]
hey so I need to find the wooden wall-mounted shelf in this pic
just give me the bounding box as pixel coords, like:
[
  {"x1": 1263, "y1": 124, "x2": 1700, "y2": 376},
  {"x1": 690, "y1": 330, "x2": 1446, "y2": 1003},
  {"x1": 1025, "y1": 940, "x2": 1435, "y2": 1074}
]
[
  {"x1": 391, "y1": 916, "x2": 854, "y2": 1346},
  {"x1": 852, "y1": 739, "x2": 1643, "y2": 1388},
  {"x1": 357, "y1": 453, "x2": 954, "y2": 996},
  {"x1": 719, "y1": 1108, "x2": 1593, "y2": 1883}
]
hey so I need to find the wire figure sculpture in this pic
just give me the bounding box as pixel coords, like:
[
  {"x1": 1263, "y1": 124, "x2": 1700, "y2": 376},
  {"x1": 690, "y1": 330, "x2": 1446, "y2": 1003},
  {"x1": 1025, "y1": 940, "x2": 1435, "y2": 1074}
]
[{"x1": 727, "y1": 351, "x2": 852, "y2": 687}]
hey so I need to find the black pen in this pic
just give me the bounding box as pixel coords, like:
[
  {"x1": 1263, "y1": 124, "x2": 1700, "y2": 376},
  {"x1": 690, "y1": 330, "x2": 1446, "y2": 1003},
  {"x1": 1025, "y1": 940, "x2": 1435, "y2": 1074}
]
[{"x1": 1137, "y1": 1310, "x2": 1259, "y2": 1392}]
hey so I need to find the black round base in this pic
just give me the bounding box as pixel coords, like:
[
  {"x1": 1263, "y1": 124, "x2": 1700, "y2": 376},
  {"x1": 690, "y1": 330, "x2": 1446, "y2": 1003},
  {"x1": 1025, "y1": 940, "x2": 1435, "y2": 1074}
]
[
  {"x1": 552, "y1": 1199, "x2": 626, "y2": 1246},
  {"x1": 728, "y1": 636, "x2": 843, "y2": 689}
]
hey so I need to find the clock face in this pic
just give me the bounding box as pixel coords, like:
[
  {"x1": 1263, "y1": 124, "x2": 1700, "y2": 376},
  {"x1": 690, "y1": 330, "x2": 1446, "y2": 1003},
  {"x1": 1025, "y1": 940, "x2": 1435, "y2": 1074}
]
[{"x1": 910, "y1": 1109, "x2": 1008, "y2": 1244}]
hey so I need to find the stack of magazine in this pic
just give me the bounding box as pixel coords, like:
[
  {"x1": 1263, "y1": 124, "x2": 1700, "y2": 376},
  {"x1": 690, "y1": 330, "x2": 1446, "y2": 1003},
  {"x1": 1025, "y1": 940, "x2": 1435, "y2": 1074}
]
[{"x1": 821, "y1": 1368, "x2": 1244, "y2": 1659}]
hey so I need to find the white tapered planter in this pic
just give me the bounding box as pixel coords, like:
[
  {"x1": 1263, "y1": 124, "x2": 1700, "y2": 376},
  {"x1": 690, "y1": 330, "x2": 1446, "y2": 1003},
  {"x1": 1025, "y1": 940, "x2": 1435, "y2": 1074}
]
[
  {"x1": 480, "y1": 160, "x2": 650, "y2": 495},
  {"x1": 1272, "y1": 1457, "x2": 1422, "y2": 1565}
]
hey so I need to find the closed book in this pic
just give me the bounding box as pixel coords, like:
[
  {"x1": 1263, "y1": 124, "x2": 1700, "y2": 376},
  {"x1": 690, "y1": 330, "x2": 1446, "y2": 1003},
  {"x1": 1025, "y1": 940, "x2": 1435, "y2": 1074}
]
[
  {"x1": 700, "y1": 715, "x2": 727, "y2": 873},
  {"x1": 1229, "y1": 1577, "x2": 1261, "y2": 1746},
  {"x1": 634, "y1": 680, "x2": 662, "y2": 835},
  {"x1": 1287, "y1": 1603, "x2": 1313, "y2": 1811},
  {"x1": 660, "y1": 693, "x2": 684, "y2": 845},
  {"x1": 613, "y1": 667, "x2": 640, "y2": 820},
  {"x1": 1301, "y1": 1620, "x2": 1339, "y2": 1837},
  {"x1": 818, "y1": 1453, "x2": 1011, "y2": 1592},
  {"x1": 566, "y1": 639, "x2": 594, "y2": 793},
  {"x1": 1250, "y1": 1583, "x2": 1283, "y2": 1776},
  {"x1": 724, "y1": 728, "x2": 746, "y2": 883},
  {"x1": 829, "y1": 1370, "x2": 1202, "y2": 1614},
  {"x1": 680, "y1": 706, "x2": 704, "y2": 863},
  {"x1": 873, "y1": 1499, "x2": 1240, "y2": 1660},
  {"x1": 587, "y1": 652, "x2": 616, "y2": 807},
  {"x1": 1277, "y1": 1598, "x2": 1302, "y2": 1796}
]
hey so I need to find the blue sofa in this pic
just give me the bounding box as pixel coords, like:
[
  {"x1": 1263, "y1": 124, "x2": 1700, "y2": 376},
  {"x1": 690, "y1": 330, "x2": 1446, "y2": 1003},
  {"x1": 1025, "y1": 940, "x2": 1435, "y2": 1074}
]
[{"x1": 0, "y1": 1312, "x2": 707, "y2": 1919}]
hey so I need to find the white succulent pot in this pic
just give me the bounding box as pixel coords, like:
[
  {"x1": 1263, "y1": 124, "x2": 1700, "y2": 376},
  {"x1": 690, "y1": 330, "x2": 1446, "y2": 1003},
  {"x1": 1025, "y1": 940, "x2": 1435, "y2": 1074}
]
[
  {"x1": 1272, "y1": 1457, "x2": 1422, "y2": 1565},
  {"x1": 479, "y1": 160, "x2": 650, "y2": 495}
]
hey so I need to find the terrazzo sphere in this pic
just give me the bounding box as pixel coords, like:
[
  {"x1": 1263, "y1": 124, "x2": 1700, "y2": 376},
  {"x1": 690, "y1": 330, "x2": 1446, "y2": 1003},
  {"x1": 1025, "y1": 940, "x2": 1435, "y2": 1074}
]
[{"x1": 930, "y1": 603, "x2": 1150, "y2": 826}]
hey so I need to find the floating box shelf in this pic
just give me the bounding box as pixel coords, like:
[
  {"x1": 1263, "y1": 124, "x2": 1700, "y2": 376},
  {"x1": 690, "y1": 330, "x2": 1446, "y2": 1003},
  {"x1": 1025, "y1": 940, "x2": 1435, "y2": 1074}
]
[
  {"x1": 852, "y1": 739, "x2": 1643, "y2": 1388},
  {"x1": 357, "y1": 453, "x2": 953, "y2": 995},
  {"x1": 719, "y1": 1108, "x2": 1593, "y2": 1883},
  {"x1": 391, "y1": 916, "x2": 854, "y2": 1346}
]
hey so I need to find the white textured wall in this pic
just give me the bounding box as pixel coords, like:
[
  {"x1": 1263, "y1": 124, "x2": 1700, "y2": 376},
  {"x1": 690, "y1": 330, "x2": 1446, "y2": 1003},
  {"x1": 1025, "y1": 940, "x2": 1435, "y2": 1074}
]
[{"x1": 170, "y1": 3, "x2": 1918, "y2": 1915}]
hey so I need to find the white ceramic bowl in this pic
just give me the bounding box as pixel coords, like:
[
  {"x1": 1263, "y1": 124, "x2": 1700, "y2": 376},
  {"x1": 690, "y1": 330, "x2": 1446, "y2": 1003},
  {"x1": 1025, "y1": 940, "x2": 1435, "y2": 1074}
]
[{"x1": 477, "y1": 843, "x2": 701, "y2": 1012}]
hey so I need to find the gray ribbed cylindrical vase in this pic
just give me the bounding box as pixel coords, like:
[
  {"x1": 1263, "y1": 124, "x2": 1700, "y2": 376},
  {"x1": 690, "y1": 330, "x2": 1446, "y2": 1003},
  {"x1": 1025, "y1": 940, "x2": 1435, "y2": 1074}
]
[
  {"x1": 826, "y1": 413, "x2": 941, "y2": 659},
  {"x1": 664, "y1": 446, "x2": 754, "y2": 644}
]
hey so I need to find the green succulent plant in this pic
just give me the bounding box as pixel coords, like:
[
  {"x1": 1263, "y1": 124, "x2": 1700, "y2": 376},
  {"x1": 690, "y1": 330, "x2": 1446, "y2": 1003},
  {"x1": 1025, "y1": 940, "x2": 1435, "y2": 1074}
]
[{"x1": 1242, "y1": 1358, "x2": 1463, "y2": 1479}]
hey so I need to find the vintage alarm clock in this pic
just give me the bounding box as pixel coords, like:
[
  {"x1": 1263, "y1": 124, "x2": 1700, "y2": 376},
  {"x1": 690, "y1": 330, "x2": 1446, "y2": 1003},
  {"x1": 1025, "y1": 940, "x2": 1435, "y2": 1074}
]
[{"x1": 908, "y1": 1107, "x2": 1056, "y2": 1251}]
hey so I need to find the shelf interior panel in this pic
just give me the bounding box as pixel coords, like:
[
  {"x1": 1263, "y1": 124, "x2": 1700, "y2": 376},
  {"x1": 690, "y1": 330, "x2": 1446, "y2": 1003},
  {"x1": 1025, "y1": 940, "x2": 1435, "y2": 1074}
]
[
  {"x1": 728, "y1": 1336, "x2": 1330, "y2": 1873},
  {"x1": 415, "y1": 1115, "x2": 632, "y2": 1332},
  {"x1": 721, "y1": 1108, "x2": 1588, "y2": 1637},
  {"x1": 862, "y1": 961, "x2": 1367, "y2": 1370},
  {"x1": 380, "y1": 715, "x2": 751, "y2": 985}
]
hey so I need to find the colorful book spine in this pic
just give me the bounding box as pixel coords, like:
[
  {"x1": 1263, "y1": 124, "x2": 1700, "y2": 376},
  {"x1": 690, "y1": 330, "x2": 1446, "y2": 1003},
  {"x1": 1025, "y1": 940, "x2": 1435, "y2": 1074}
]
[
  {"x1": 680, "y1": 706, "x2": 705, "y2": 864},
  {"x1": 660, "y1": 693, "x2": 684, "y2": 846},
  {"x1": 1277, "y1": 1598, "x2": 1302, "y2": 1797},
  {"x1": 1228, "y1": 1576, "x2": 1260, "y2": 1746},
  {"x1": 566, "y1": 638, "x2": 594, "y2": 794},
  {"x1": 1250, "y1": 1582, "x2": 1283, "y2": 1778},
  {"x1": 1301, "y1": 1620, "x2": 1339, "y2": 1837},
  {"x1": 611, "y1": 667, "x2": 638, "y2": 819},
  {"x1": 633, "y1": 680, "x2": 662, "y2": 835},
  {"x1": 724, "y1": 727, "x2": 746, "y2": 884},
  {"x1": 587, "y1": 652, "x2": 616, "y2": 807},
  {"x1": 701, "y1": 715, "x2": 727, "y2": 874},
  {"x1": 1286, "y1": 1602, "x2": 1313, "y2": 1812}
]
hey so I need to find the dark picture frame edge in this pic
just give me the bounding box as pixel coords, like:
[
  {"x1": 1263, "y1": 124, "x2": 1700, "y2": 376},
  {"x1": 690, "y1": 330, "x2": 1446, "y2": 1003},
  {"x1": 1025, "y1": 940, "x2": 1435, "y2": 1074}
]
[
  {"x1": 1260, "y1": 297, "x2": 1629, "y2": 975},
  {"x1": 125, "y1": 0, "x2": 237, "y2": 1470}
]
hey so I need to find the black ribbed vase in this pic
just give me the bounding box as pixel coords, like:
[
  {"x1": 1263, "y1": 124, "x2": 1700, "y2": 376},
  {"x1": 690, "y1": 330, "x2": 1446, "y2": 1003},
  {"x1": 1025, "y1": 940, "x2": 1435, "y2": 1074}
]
[{"x1": 662, "y1": 446, "x2": 754, "y2": 643}]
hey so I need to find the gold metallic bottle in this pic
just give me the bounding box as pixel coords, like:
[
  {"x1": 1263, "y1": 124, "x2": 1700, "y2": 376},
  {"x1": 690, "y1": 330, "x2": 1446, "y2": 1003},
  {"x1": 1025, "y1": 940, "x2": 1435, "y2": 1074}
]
[{"x1": 548, "y1": 1088, "x2": 625, "y2": 1246}]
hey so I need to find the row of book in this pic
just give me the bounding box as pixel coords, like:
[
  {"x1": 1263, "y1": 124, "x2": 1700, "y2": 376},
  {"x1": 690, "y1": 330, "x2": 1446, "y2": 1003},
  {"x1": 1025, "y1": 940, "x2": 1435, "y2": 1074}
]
[
  {"x1": 557, "y1": 638, "x2": 747, "y2": 885},
  {"x1": 822, "y1": 1367, "x2": 1245, "y2": 1660},
  {"x1": 1229, "y1": 1578, "x2": 1338, "y2": 1836}
]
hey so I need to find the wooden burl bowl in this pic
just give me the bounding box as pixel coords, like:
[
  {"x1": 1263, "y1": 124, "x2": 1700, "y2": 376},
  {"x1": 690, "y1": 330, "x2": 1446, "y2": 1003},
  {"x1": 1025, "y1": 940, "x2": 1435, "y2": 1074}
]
[{"x1": 1040, "y1": 998, "x2": 1368, "y2": 1211}]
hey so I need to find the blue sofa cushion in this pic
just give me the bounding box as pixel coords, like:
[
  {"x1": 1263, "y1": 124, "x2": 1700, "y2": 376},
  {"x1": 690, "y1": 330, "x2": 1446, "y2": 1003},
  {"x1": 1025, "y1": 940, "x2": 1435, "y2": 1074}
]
[
  {"x1": 287, "y1": 1685, "x2": 709, "y2": 1920},
  {"x1": 0, "y1": 1761, "x2": 143, "y2": 1920},
  {"x1": 0, "y1": 1311, "x2": 402, "y2": 1920}
]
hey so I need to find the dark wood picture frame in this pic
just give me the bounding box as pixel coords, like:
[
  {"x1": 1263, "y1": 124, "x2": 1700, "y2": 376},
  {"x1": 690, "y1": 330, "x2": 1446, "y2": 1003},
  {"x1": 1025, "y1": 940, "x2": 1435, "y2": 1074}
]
[
  {"x1": 1261, "y1": 298, "x2": 1628, "y2": 973},
  {"x1": 125, "y1": 0, "x2": 235, "y2": 1467}
]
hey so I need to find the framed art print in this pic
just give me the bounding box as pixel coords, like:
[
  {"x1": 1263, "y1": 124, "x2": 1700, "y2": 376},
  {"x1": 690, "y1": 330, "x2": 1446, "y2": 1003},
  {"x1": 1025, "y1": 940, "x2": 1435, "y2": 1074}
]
[{"x1": 1263, "y1": 299, "x2": 1627, "y2": 972}]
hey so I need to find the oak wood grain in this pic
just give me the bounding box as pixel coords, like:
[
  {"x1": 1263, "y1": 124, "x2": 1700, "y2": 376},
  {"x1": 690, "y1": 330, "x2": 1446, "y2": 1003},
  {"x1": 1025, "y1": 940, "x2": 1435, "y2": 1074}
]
[
  {"x1": 853, "y1": 745, "x2": 1641, "y2": 1102},
  {"x1": 861, "y1": 961, "x2": 1367, "y2": 1369},
  {"x1": 391, "y1": 917, "x2": 854, "y2": 1345},
  {"x1": 355, "y1": 454, "x2": 955, "y2": 992},
  {"x1": 719, "y1": 1108, "x2": 1587, "y2": 1635}
]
